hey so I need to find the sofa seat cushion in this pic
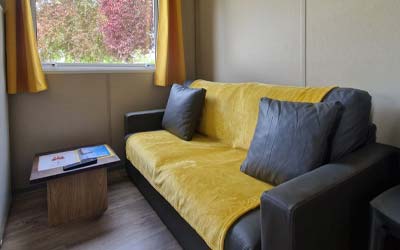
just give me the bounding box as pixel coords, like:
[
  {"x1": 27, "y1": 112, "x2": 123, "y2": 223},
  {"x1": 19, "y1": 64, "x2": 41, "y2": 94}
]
[{"x1": 126, "y1": 130, "x2": 274, "y2": 250}]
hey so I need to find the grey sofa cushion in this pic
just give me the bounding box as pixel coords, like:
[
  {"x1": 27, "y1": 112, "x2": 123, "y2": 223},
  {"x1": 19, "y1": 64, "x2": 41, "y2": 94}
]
[
  {"x1": 162, "y1": 84, "x2": 206, "y2": 141},
  {"x1": 323, "y1": 88, "x2": 372, "y2": 161},
  {"x1": 241, "y1": 98, "x2": 343, "y2": 185}
]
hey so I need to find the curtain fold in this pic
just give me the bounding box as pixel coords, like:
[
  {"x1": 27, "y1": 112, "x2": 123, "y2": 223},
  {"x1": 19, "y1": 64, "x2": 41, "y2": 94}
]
[
  {"x1": 154, "y1": 0, "x2": 186, "y2": 87},
  {"x1": 5, "y1": 0, "x2": 48, "y2": 94}
]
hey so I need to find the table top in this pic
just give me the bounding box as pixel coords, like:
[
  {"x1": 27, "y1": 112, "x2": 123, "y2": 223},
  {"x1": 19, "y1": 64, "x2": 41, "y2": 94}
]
[
  {"x1": 30, "y1": 144, "x2": 121, "y2": 184},
  {"x1": 371, "y1": 184, "x2": 400, "y2": 225}
]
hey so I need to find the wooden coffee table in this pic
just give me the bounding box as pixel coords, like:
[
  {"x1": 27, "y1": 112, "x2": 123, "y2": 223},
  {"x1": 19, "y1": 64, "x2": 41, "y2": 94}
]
[{"x1": 30, "y1": 145, "x2": 120, "y2": 226}]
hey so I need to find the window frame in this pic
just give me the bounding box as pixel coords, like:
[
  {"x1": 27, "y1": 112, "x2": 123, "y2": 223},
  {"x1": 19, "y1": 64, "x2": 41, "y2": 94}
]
[{"x1": 33, "y1": 0, "x2": 158, "y2": 73}]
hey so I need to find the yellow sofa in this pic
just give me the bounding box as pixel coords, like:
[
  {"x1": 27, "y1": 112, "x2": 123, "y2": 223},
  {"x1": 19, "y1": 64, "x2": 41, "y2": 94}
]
[
  {"x1": 125, "y1": 80, "x2": 398, "y2": 250},
  {"x1": 125, "y1": 80, "x2": 334, "y2": 250}
]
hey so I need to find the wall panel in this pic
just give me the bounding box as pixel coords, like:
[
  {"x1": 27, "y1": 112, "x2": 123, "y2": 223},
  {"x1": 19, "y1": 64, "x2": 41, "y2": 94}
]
[
  {"x1": 306, "y1": 0, "x2": 400, "y2": 146},
  {"x1": 196, "y1": 0, "x2": 305, "y2": 85},
  {"x1": 195, "y1": 0, "x2": 400, "y2": 147},
  {"x1": 109, "y1": 73, "x2": 169, "y2": 159},
  {"x1": 0, "y1": 7, "x2": 10, "y2": 244},
  {"x1": 8, "y1": 74, "x2": 110, "y2": 189}
]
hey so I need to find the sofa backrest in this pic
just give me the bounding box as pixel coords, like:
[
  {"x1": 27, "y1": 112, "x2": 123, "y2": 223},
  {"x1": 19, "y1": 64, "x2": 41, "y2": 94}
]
[
  {"x1": 189, "y1": 80, "x2": 374, "y2": 160},
  {"x1": 323, "y1": 88, "x2": 373, "y2": 161},
  {"x1": 190, "y1": 80, "x2": 335, "y2": 150}
]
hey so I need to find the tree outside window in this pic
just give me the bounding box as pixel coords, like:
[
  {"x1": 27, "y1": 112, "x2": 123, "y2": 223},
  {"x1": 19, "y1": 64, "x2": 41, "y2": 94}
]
[{"x1": 36, "y1": 0, "x2": 155, "y2": 64}]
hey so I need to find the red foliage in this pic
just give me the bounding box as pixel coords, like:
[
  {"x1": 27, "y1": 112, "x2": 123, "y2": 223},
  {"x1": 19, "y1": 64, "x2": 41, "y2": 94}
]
[{"x1": 100, "y1": 0, "x2": 154, "y2": 60}]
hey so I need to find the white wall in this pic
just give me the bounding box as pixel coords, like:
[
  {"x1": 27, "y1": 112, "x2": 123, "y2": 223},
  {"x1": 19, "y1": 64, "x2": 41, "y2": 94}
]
[
  {"x1": 0, "y1": 6, "x2": 11, "y2": 244},
  {"x1": 196, "y1": 0, "x2": 400, "y2": 147},
  {"x1": 196, "y1": 0, "x2": 305, "y2": 86},
  {"x1": 8, "y1": 73, "x2": 170, "y2": 189},
  {"x1": 306, "y1": 0, "x2": 400, "y2": 147}
]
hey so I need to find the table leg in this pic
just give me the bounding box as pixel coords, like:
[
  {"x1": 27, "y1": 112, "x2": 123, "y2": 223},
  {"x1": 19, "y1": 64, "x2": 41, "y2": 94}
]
[
  {"x1": 370, "y1": 210, "x2": 387, "y2": 250},
  {"x1": 47, "y1": 168, "x2": 108, "y2": 226}
]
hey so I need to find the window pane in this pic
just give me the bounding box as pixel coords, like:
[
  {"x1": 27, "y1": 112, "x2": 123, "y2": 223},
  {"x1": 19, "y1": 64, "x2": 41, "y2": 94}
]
[{"x1": 36, "y1": 0, "x2": 155, "y2": 64}]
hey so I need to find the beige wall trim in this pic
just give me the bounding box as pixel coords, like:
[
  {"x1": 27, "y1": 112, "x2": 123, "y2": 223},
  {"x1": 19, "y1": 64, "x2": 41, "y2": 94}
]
[
  {"x1": 193, "y1": 0, "x2": 199, "y2": 79},
  {"x1": 42, "y1": 66, "x2": 155, "y2": 75},
  {"x1": 0, "y1": 5, "x2": 11, "y2": 246},
  {"x1": 301, "y1": 0, "x2": 307, "y2": 87},
  {"x1": 106, "y1": 74, "x2": 113, "y2": 146}
]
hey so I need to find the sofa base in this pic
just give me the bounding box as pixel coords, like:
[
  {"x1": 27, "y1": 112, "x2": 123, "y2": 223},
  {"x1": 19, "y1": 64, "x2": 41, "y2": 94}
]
[{"x1": 126, "y1": 162, "x2": 209, "y2": 250}]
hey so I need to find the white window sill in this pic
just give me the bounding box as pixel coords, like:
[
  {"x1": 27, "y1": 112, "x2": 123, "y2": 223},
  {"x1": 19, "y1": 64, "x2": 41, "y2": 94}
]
[{"x1": 42, "y1": 64, "x2": 155, "y2": 74}]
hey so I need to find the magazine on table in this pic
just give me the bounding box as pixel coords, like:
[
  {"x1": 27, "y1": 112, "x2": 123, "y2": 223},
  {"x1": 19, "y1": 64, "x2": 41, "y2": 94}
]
[{"x1": 38, "y1": 145, "x2": 113, "y2": 171}]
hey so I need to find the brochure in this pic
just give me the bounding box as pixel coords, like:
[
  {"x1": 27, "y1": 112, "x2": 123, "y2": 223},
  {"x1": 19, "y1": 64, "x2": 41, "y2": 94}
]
[
  {"x1": 79, "y1": 145, "x2": 111, "y2": 160},
  {"x1": 38, "y1": 150, "x2": 80, "y2": 171}
]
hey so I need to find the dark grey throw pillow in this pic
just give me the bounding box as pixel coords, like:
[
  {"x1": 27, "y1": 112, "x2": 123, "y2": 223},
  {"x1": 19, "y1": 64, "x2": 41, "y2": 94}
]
[
  {"x1": 241, "y1": 98, "x2": 343, "y2": 185},
  {"x1": 162, "y1": 84, "x2": 206, "y2": 141}
]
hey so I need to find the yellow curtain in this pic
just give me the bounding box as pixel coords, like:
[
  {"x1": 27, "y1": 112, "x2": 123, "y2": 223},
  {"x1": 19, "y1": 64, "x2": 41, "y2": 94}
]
[
  {"x1": 154, "y1": 0, "x2": 186, "y2": 87},
  {"x1": 5, "y1": 0, "x2": 48, "y2": 94}
]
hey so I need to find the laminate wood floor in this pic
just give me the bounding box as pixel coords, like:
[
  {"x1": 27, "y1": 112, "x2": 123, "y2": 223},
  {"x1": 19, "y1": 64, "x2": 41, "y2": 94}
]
[{"x1": 1, "y1": 171, "x2": 182, "y2": 250}]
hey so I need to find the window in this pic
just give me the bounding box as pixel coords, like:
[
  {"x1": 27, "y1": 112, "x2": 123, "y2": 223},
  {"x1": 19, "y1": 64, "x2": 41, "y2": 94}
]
[{"x1": 35, "y1": 0, "x2": 156, "y2": 67}]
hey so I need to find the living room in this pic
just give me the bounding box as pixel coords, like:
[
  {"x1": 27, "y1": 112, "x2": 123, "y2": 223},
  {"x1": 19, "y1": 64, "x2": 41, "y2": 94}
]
[{"x1": 0, "y1": 0, "x2": 399, "y2": 250}]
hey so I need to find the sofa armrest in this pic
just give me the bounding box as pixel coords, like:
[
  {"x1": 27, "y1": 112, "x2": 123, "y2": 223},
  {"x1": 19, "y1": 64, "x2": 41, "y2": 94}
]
[
  {"x1": 261, "y1": 143, "x2": 400, "y2": 250},
  {"x1": 124, "y1": 109, "x2": 165, "y2": 137}
]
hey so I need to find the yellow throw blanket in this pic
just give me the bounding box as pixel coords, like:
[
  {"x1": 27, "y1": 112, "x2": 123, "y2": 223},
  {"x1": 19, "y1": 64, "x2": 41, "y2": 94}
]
[
  {"x1": 126, "y1": 81, "x2": 336, "y2": 250},
  {"x1": 127, "y1": 131, "x2": 273, "y2": 250},
  {"x1": 191, "y1": 80, "x2": 337, "y2": 149}
]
